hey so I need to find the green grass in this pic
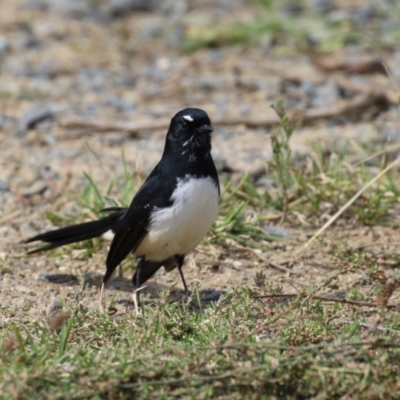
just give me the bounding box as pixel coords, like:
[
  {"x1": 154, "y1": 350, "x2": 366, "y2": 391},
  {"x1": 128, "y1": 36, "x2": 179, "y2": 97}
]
[
  {"x1": 183, "y1": 0, "x2": 400, "y2": 52},
  {"x1": 288, "y1": 148, "x2": 400, "y2": 226},
  {"x1": 2, "y1": 280, "x2": 400, "y2": 399},
  {"x1": 6, "y1": 179, "x2": 400, "y2": 399},
  {"x1": 13, "y1": 100, "x2": 400, "y2": 398}
]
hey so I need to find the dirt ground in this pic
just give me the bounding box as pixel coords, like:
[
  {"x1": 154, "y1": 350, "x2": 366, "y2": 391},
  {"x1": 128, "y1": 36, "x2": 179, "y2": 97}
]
[{"x1": 1, "y1": 0, "x2": 400, "y2": 318}]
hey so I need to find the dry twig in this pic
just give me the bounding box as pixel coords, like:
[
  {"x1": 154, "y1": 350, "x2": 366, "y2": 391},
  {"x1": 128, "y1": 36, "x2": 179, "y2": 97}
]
[
  {"x1": 250, "y1": 249, "x2": 299, "y2": 275},
  {"x1": 304, "y1": 157, "x2": 400, "y2": 248},
  {"x1": 60, "y1": 93, "x2": 390, "y2": 135},
  {"x1": 253, "y1": 293, "x2": 397, "y2": 309}
]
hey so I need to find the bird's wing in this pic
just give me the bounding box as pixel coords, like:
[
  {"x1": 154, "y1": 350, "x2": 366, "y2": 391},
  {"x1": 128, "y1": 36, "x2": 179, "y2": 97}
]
[{"x1": 103, "y1": 166, "x2": 172, "y2": 283}]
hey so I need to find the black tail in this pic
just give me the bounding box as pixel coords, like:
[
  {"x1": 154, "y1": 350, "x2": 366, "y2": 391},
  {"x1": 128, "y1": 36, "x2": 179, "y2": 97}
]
[{"x1": 25, "y1": 210, "x2": 126, "y2": 254}]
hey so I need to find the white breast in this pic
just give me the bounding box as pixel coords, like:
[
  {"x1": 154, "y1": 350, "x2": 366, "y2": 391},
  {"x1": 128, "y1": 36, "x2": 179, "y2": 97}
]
[{"x1": 135, "y1": 176, "x2": 219, "y2": 261}]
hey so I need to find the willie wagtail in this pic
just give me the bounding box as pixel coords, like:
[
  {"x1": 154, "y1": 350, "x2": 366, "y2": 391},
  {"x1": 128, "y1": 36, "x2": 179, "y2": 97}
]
[{"x1": 26, "y1": 108, "x2": 220, "y2": 308}]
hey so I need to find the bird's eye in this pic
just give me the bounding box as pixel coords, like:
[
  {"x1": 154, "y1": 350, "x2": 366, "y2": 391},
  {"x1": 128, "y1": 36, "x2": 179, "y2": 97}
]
[{"x1": 181, "y1": 121, "x2": 188, "y2": 128}]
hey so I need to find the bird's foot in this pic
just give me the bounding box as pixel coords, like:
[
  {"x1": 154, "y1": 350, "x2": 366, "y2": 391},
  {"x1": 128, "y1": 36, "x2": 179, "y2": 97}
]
[{"x1": 132, "y1": 286, "x2": 147, "y2": 315}]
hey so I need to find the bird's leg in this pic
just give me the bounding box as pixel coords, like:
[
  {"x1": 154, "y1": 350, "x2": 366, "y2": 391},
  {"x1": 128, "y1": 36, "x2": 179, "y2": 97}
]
[
  {"x1": 176, "y1": 255, "x2": 189, "y2": 296},
  {"x1": 99, "y1": 282, "x2": 107, "y2": 311},
  {"x1": 133, "y1": 256, "x2": 145, "y2": 314}
]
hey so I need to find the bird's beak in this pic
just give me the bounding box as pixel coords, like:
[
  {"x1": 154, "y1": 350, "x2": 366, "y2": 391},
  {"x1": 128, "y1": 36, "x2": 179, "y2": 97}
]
[{"x1": 196, "y1": 124, "x2": 214, "y2": 134}]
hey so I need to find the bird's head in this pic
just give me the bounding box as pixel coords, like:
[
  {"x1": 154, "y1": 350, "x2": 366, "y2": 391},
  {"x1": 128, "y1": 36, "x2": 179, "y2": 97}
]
[{"x1": 166, "y1": 108, "x2": 214, "y2": 155}]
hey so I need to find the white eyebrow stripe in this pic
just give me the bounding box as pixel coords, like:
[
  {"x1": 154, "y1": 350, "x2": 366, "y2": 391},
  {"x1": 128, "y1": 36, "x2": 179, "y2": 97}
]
[{"x1": 183, "y1": 115, "x2": 194, "y2": 122}]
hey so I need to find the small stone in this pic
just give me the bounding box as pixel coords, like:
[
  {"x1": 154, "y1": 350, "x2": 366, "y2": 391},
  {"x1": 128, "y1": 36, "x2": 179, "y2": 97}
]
[
  {"x1": 138, "y1": 20, "x2": 163, "y2": 40},
  {"x1": 306, "y1": 0, "x2": 333, "y2": 13},
  {"x1": 224, "y1": 258, "x2": 243, "y2": 268},
  {"x1": 15, "y1": 105, "x2": 55, "y2": 137},
  {"x1": 38, "y1": 273, "x2": 78, "y2": 284},
  {"x1": 51, "y1": 0, "x2": 95, "y2": 18},
  {"x1": 15, "y1": 284, "x2": 34, "y2": 294},
  {"x1": 201, "y1": 289, "x2": 226, "y2": 302},
  {"x1": 105, "y1": 133, "x2": 125, "y2": 146},
  {"x1": 358, "y1": 276, "x2": 371, "y2": 286},
  {"x1": 13, "y1": 33, "x2": 42, "y2": 50},
  {"x1": 264, "y1": 225, "x2": 291, "y2": 238},
  {"x1": 0, "y1": 114, "x2": 15, "y2": 130},
  {"x1": 21, "y1": 0, "x2": 49, "y2": 11},
  {"x1": 328, "y1": 9, "x2": 352, "y2": 24},
  {"x1": 156, "y1": 0, "x2": 187, "y2": 18},
  {"x1": 21, "y1": 181, "x2": 48, "y2": 198},
  {"x1": 0, "y1": 180, "x2": 9, "y2": 191},
  {"x1": 0, "y1": 37, "x2": 10, "y2": 55},
  {"x1": 42, "y1": 133, "x2": 57, "y2": 146},
  {"x1": 109, "y1": 0, "x2": 154, "y2": 17},
  {"x1": 104, "y1": 97, "x2": 136, "y2": 113},
  {"x1": 311, "y1": 80, "x2": 341, "y2": 108},
  {"x1": 350, "y1": 4, "x2": 376, "y2": 23},
  {"x1": 37, "y1": 272, "x2": 51, "y2": 282}
]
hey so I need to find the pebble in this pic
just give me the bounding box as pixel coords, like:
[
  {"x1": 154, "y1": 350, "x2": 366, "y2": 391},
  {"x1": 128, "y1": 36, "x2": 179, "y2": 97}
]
[
  {"x1": 39, "y1": 165, "x2": 59, "y2": 181},
  {"x1": 311, "y1": 80, "x2": 341, "y2": 108},
  {"x1": 350, "y1": 4, "x2": 377, "y2": 23},
  {"x1": 204, "y1": 49, "x2": 223, "y2": 63},
  {"x1": 138, "y1": 20, "x2": 164, "y2": 40},
  {"x1": 15, "y1": 105, "x2": 55, "y2": 137},
  {"x1": 201, "y1": 290, "x2": 226, "y2": 302},
  {"x1": 264, "y1": 225, "x2": 291, "y2": 238},
  {"x1": 300, "y1": 80, "x2": 317, "y2": 96},
  {"x1": 13, "y1": 33, "x2": 42, "y2": 49},
  {"x1": 157, "y1": 0, "x2": 187, "y2": 18},
  {"x1": 21, "y1": 181, "x2": 48, "y2": 198},
  {"x1": 306, "y1": 0, "x2": 333, "y2": 13},
  {"x1": 19, "y1": 223, "x2": 37, "y2": 238},
  {"x1": 21, "y1": 0, "x2": 49, "y2": 10},
  {"x1": 0, "y1": 180, "x2": 10, "y2": 191},
  {"x1": 104, "y1": 97, "x2": 136, "y2": 113},
  {"x1": 382, "y1": 123, "x2": 400, "y2": 142},
  {"x1": 42, "y1": 133, "x2": 57, "y2": 146},
  {"x1": 224, "y1": 258, "x2": 244, "y2": 269},
  {"x1": 50, "y1": 0, "x2": 99, "y2": 19},
  {"x1": 37, "y1": 272, "x2": 51, "y2": 282},
  {"x1": 109, "y1": 0, "x2": 153, "y2": 16},
  {"x1": 0, "y1": 37, "x2": 10, "y2": 55},
  {"x1": 37, "y1": 272, "x2": 78, "y2": 284},
  {"x1": 105, "y1": 133, "x2": 126, "y2": 146},
  {"x1": 77, "y1": 68, "x2": 135, "y2": 92},
  {"x1": 15, "y1": 284, "x2": 34, "y2": 294},
  {"x1": 328, "y1": 9, "x2": 352, "y2": 23},
  {"x1": 357, "y1": 276, "x2": 371, "y2": 286},
  {"x1": 51, "y1": 0, "x2": 156, "y2": 20},
  {"x1": 0, "y1": 114, "x2": 15, "y2": 130}
]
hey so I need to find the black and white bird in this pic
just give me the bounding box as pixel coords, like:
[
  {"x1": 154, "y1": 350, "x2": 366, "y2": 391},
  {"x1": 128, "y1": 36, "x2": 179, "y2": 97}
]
[{"x1": 26, "y1": 108, "x2": 220, "y2": 308}]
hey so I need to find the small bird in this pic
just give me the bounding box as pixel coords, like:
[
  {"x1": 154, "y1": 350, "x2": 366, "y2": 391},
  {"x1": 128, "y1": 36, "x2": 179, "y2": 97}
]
[{"x1": 26, "y1": 108, "x2": 220, "y2": 309}]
